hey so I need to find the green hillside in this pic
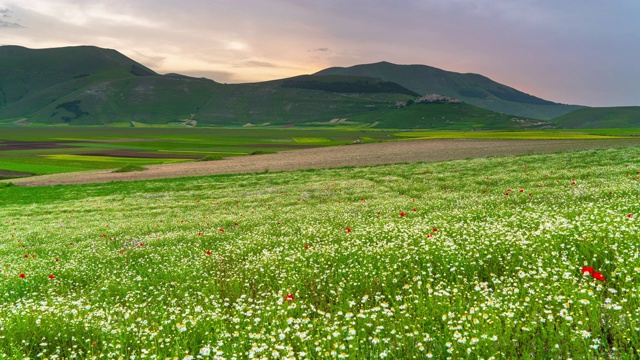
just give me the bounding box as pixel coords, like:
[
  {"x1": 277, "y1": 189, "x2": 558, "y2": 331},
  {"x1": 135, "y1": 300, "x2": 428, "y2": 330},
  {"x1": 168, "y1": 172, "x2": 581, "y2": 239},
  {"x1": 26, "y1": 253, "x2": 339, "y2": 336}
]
[
  {"x1": 0, "y1": 45, "x2": 558, "y2": 128},
  {"x1": 553, "y1": 106, "x2": 640, "y2": 128},
  {"x1": 315, "y1": 61, "x2": 584, "y2": 120},
  {"x1": 350, "y1": 102, "x2": 554, "y2": 130}
]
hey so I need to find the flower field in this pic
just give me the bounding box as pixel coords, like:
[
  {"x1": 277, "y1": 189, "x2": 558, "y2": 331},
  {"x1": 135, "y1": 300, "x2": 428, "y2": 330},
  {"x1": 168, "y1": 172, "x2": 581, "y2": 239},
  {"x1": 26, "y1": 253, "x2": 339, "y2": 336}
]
[{"x1": 0, "y1": 146, "x2": 638, "y2": 359}]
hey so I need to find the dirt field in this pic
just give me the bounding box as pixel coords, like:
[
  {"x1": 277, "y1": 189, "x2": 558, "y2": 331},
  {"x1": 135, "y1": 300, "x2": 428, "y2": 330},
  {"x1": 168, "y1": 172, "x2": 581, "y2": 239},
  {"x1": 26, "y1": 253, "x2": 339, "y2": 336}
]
[{"x1": 5, "y1": 138, "x2": 640, "y2": 187}]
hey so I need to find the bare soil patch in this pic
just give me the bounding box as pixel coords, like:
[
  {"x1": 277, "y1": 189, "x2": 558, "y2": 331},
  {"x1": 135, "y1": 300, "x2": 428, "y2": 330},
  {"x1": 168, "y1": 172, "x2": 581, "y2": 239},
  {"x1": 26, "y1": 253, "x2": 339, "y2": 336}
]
[
  {"x1": 5, "y1": 138, "x2": 640, "y2": 187},
  {"x1": 0, "y1": 170, "x2": 33, "y2": 179},
  {"x1": 0, "y1": 140, "x2": 74, "y2": 151}
]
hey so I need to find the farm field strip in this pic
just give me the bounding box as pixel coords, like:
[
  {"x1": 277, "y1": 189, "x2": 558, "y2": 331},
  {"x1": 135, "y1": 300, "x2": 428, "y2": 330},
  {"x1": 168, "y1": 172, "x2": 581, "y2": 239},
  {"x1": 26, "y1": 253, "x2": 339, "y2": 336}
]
[
  {"x1": 1, "y1": 127, "x2": 637, "y2": 177},
  {"x1": 0, "y1": 128, "x2": 390, "y2": 176},
  {"x1": 4, "y1": 137, "x2": 640, "y2": 187},
  {"x1": 0, "y1": 146, "x2": 639, "y2": 358}
]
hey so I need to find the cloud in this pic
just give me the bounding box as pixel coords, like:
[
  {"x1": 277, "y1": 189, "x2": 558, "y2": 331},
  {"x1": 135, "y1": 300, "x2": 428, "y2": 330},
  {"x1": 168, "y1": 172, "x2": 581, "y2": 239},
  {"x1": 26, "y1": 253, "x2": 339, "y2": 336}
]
[
  {"x1": 0, "y1": 7, "x2": 22, "y2": 28},
  {"x1": 310, "y1": 48, "x2": 330, "y2": 52},
  {"x1": 240, "y1": 60, "x2": 278, "y2": 68}
]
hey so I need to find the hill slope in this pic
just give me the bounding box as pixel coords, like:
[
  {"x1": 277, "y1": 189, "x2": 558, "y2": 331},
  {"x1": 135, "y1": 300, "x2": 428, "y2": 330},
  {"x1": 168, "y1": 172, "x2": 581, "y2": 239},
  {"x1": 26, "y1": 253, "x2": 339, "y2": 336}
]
[
  {"x1": 552, "y1": 106, "x2": 640, "y2": 128},
  {"x1": 315, "y1": 61, "x2": 584, "y2": 120},
  {"x1": 0, "y1": 46, "x2": 555, "y2": 128}
]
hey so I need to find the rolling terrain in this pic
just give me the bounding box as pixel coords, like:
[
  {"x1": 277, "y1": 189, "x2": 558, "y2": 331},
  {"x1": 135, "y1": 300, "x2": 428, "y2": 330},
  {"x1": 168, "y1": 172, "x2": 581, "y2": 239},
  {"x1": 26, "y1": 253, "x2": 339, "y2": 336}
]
[
  {"x1": 1, "y1": 45, "x2": 560, "y2": 128},
  {"x1": 553, "y1": 106, "x2": 640, "y2": 128},
  {"x1": 316, "y1": 61, "x2": 584, "y2": 120}
]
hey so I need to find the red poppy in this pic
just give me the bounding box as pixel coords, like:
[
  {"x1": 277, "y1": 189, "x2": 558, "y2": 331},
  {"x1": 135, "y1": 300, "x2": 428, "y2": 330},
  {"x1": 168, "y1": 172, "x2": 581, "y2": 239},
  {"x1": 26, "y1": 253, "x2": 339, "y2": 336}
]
[
  {"x1": 198, "y1": 232, "x2": 202, "y2": 236},
  {"x1": 346, "y1": 228, "x2": 351, "y2": 233},
  {"x1": 581, "y1": 266, "x2": 594, "y2": 275},
  {"x1": 55, "y1": 258, "x2": 59, "y2": 262},
  {"x1": 377, "y1": 211, "x2": 381, "y2": 215},
  {"x1": 627, "y1": 214, "x2": 633, "y2": 218},
  {"x1": 413, "y1": 208, "x2": 417, "y2": 212},
  {"x1": 48, "y1": 274, "x2": 55, "y2": 279},
  {"x1": 519, "y1": 189, "x2": 524, "y2": 193},
  {"x1": 24, "y1": 254, "x2": 29, "y2": 258},
  {"x1": 593, "y1": 272, "x2": 605, "y2": 281},
  {"x1": 304, "y1": 244, "x2": 309, "y2": 249},
  {"x1": 234, "y1": 222, "x2": 239, "y2": 226},
  {"x1": 284, "y1": 294, "x2": 295, "y2": 302},
  {"x1": 361, "y1": 198, "x2": 365, "y2": 202},
  {"x1": 433, "y1": 228, "x2": 438, "y2": 232},
  {"x1": 219, "y1": 228, "x2": 225, "y2": 233},
  {"x1": 399, "y1": 212, "x2": 406, "y2": 217},
  {"x1": 139, "y1": 243, "x2": 144, "y2": 247},
  {"x1": 206, "y1": 250, "x2": 212, "y2": 255},
  {"x1": 19, "y1": 273, "x2": 25, "y2": 278}
]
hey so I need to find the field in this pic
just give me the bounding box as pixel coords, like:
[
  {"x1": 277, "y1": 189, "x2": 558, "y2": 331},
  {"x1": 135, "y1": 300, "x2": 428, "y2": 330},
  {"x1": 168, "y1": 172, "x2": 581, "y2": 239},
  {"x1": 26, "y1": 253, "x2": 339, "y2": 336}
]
[
  {"x1": 0, "y1": 145, "x2": 639, "y2": 358},
  {"x1": 1, "y1": 126, "x2": 636, "y2": 179},
  {"x1": 0, "y1": 127, "x2": 394, "y2": 178}
]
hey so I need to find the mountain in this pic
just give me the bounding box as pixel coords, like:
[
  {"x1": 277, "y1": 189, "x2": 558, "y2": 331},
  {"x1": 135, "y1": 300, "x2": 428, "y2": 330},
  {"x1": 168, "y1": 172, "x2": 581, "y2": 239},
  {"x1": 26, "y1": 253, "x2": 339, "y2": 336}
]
[
  {"x1": 552, "y1": 106, "x2": 640, "y2": 128},
  {"x1": 315, "y1": 61, "x2": 584, "y2": 120},
  {"x1": 0, "y1": 45, "x2": 223, "y2": 124},
  {"x1": 0, "y1": 45, "x2": 555, "y2": 129}
]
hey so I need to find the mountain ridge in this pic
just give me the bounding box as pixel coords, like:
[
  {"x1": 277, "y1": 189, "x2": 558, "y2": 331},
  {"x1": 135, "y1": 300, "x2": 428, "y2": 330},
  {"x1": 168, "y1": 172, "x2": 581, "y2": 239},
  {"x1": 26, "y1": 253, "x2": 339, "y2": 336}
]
[
  {"x1": 0, "y1": 45, "x2": 614, "y2": 129},
  {"x1": 315, "y1": 61, "x2": 583, "y2": 119}
]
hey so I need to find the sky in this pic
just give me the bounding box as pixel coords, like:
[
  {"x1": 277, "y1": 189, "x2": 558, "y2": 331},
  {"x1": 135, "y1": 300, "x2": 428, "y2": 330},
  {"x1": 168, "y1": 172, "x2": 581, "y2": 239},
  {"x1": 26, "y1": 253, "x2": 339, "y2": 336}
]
[{"x1": 0, "y1": 0, "x2": 638, "y2": 107}]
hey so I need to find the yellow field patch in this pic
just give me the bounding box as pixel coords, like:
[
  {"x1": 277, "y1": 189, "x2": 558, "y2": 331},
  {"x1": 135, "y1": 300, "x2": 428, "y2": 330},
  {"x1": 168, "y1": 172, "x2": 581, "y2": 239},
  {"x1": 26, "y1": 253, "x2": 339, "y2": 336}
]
[{"x1": 293, "y1": 137, "x2": 331, "y2": 143}]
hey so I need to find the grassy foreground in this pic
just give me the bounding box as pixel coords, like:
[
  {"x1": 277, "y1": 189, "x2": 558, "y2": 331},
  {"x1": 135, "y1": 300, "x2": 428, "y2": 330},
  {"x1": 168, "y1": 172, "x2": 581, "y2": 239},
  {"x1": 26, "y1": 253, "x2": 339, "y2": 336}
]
[{"x1": 0, "y1": 146, "x2": 639, "y2": 359}]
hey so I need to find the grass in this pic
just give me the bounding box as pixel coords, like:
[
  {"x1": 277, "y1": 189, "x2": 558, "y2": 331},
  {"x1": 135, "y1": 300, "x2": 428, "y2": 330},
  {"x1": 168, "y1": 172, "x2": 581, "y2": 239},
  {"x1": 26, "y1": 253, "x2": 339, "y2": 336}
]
[
  {"x1": 196, "y1": 155, "x2": 224, "y2": 162},
  {"x1": 113, "y1": 164, "x2": 146, "y2": 173},
  {"x1": 1, "y1": 127, "x2": 636, "y2": 178},
  {"x1": 0, "y1": 146, "x2": 639, "y2": 358}
]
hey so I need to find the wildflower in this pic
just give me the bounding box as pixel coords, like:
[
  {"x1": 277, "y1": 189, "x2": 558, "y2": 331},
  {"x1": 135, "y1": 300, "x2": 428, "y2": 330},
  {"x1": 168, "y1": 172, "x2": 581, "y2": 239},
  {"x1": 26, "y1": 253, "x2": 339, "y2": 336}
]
[
  {"x1": 346, "y1": 228, "x2": 351, "y2": 233},
  {"x1": 399, "y1": 212, "x2": 406, "y2": 217},
  {"x1": 285, "y1": 294, "x2": 295, "y2": 302},
  {"x1": 219, "y1": 228, "x2": 224, "y2": 233},
  {"x1": 304, "y1": 244, "x2": 309, "y2": 249},
  {"x1": 19, "y1": 273, "x2": 25, "y2": 278},
  {"x1": 206, "y1": 250, "x2": 211, "y2": 255},
  {"x1": 593, "y1": 272, "x2": 605, "y2": 281},
  {"x1": 628, "y1": 214, "x2": 633, "y2": 218},
  {"x1": 199, "y1": 346, "x2": 211, "y2": 356},
  {"x1": 48, "y1": 274, "x2": 55, "y2": 279},
  {"x1": 581, "y1": 266, "x2": 594, "y2": 275},
  {"x1": 433, "y1": 228, "x2": 438, "y2": 232}
]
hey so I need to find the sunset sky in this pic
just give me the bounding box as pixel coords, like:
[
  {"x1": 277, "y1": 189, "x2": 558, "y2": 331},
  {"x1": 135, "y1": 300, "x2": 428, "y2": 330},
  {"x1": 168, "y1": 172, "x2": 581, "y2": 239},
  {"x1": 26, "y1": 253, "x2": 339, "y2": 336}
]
[{"x1": 1, "y1": 0, "x2": 638, "y2": 107}]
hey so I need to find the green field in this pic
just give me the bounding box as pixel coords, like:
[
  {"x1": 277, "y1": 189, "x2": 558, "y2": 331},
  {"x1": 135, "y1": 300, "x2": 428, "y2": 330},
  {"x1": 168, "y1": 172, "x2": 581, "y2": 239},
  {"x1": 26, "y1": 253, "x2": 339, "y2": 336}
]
[
  {"x1": 0, "y1": 127, "x2": 394, "y2": 177},
  {"x1": 0, "y1": 146, "x2": 638, "y2": 358},
  {"x1": 1, "y1": 127, "x2": 636, "y2": 178}
]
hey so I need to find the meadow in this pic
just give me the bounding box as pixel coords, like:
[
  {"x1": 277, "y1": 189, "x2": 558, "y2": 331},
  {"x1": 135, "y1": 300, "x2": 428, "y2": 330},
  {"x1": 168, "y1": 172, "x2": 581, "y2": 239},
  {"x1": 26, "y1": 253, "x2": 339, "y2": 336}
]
[
  {"x1": 0, "y1": 126, "x2": 635, "y2": 178},
  {"x1": 0, "y1": 145, "x2": 638, "y2": 359}
]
